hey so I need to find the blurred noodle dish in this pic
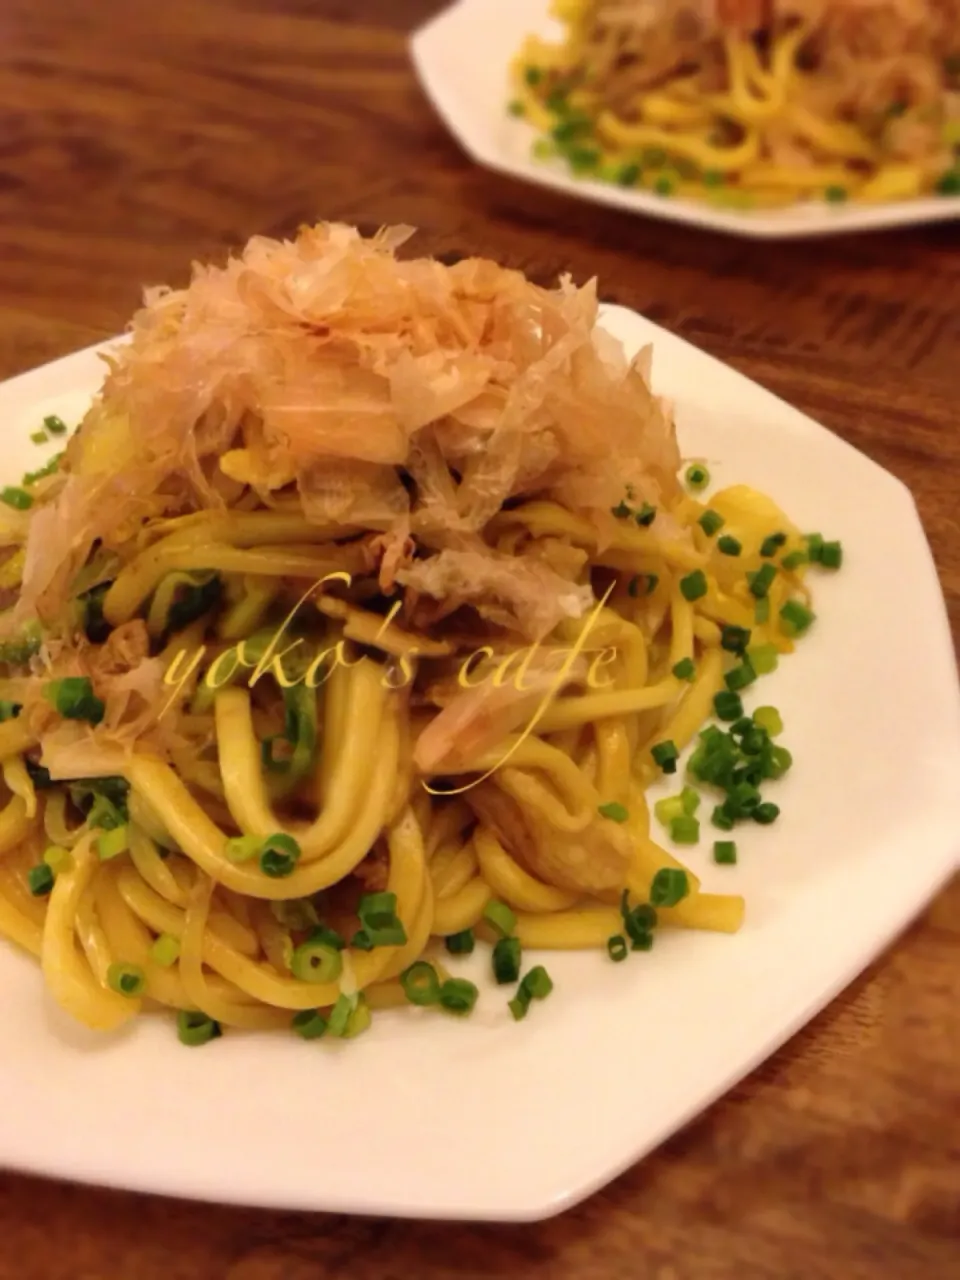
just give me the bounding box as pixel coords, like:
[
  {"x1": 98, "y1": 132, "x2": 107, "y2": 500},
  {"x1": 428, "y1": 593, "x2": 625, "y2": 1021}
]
[
  {"x1": 0, "y1": 223, "x2": 841, "y2": 1046},
  {"x1": 509, "y1": 0, "x2": 960, "y2": 208}
]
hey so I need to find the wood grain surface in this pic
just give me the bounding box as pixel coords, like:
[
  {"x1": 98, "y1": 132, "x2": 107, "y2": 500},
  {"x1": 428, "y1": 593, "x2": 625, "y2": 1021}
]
[{"x1": 0, "y1": 2, "x2": 957, "y2": 1277}]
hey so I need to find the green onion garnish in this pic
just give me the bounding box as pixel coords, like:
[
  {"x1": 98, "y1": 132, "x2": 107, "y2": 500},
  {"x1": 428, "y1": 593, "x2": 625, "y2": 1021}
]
[
  {"x1": 357, "y1": 890, "x2": 407, "y2": 947},
  {"x1": 654, "y1": 795, "x2": 685, "y2": 826},
  {"x1": 627, "y1": 575, "x2": 641, "y2": 597},
  {"x1": 290, "y1": 937, "x2": 343, "y2": 984},
  {"x1": 44, "y1": 676, "x2": 105, "y2": 724},
  {"x1": 351, "y1": 930, "x2": 374, "y2": 951},
  {"x1": 712, "y1": 805, "x2": 735, "y2": 831},
  {"x1": 509, "y1": 965, "x2": 554, "y2": 1020},
  {"x1": 493, "y1": 936, "x2": 522, "y2": 985},
  {"x1": 748, "y1": 563, "x2": 778, "y2": 598},
  {"x1": 680, "y1": 785, "x2": 700, "y2": 814},
  {"x1": 679, "y1": 570, "x2": 707, "y2": 602},
  {"x1": 746, "y1": 643, "x2": 778, "y2": 675},
  {"x1": 819, "y1": 540, "x2": 843, "y2": 569},
  {"x1": 43, "y1": 414, "x2": 68, "y2": 435},
  {"x1": 653, "y1": 174, "x2": 674, "y2": 196},
  {"x1": 699, "y1": 510, "x2": 724, "y2": 536},
  {"x1": 22, "y1": 453, "x2": 62, "y2": 486},
  {"x1": 779, "y1": 600, "x2": 815, "y2": 637},
  {"x1": 753, "y1": 802, "x2": 780, "y2": 825},
  {"x1": 507, "y1": 99, "x2": 525, "y2": 118},
  {"x1": 96, "y1": 826, "x2": 129, "y2": 861},
  {"x1": 598, "y1": 801, "x2": 629, "y2": 823},
  {"x1": 30, "y1": 430, "x2": 47, "y2": 445},
  {"x1": 754, "y1": 596, "x2": 770, "y2": 624},
  {"x1": 645, "y1": 573, "x2": 659, "y2": 595},
  {"x1": 483, "y1": 899, "x2": 517, "y2": 937},
  {"x1": 400, "y1": 961, "x2": 442, "y2": 1006},
  {"x1": 43, "y1": 845, "x2": 72, "y2": 874},
  {"x1": 717, "y1": 535, "x2": 741, "y2": 557},
  {"x1": 444, "y1": 929, "x2": 475, "y2": 956},
  {"x1": 703, "y1": 169, "x2": 724, "y2": 187},
  {"x1": 753, "y1": 706, "x2": 783, "y2": 736},
  {"x1": 651, "y1": 739, "x2": 679, "y2": 774},
  {"x1": 259, "y1": 832, "x2": 301, "y2": 878},
  {"x1": 685, "y1": 464, "x2": 709, "y2": 491},
  {"x1": 107, "y1": 962, "x2": 146, "y2": 998},
  {"x1": 611, "y1": 499, "x2": 631, "y2": 519},
  {"x1": 224, "y1": 834, "x2": 261, "y2": 862},
  {"x1": 672, "y1": 657, "x2": 695, "y2": 681},
  {"x1": 616, "y1": 162, "x2": 641, "y2": 187},
  {"x1": 0, "y1": 700, "x2": 20, "y2": 722},
  {"x1": 825, "y1": 185, "x2": 848, "y2": 203},
  {"x1": 439, "y1": 977, "x2": 479, "y2": 1016},
  {"x1": 714, "y1": 840, "x2": 737, "y2": 865},
  {"x1": 150, "y1": 933, "x2": 180, "y2": 967},
  {"x1": 781, "y1": 550, "x2": 807, "y2": 571},
  {"x1": 650, "y1": 868, "x2": 690, "y2": 908},
  {"x1": 721, "y1": 625, "x2": 751, "y2": 654},
  {"x1": 326, "y1": 994, "x2": 354, "y2": 1037},
  {"x1": 1, "y1": 486, "x2": 34, "y2": 511},
  {"x1": 27, "y1": 863, "x2": 55, "y2": 896},
  {"x1": 291, "y1": 1009, "x2": 328, "y2": 1040},
  {"x1": 713, "y1": 690, "x2": 743, "y2": 722},
  {"x1": 724, "y1": 660, "x2": 757, "y2": 693},
  {"x1": 177, "y1": 1010, "x2": 222, "y2": 1046},
  {"x1": 804, "y1": 534, "x2": 824, "y2": 562},
  {"x1": 669, "y1": 815, "x2": 699, "y2": 845},
  {"x1": 524, "y1": 65, "x2": 542, "y2": 86},
  {"x1": 635, "y1": 502, "x2": 657, "y2": 527},
  {"x1": 344, "y1": 998, "x2": 372, "y2": 1039},
  {"x1": 760, "y1": 532, "x2": 787, "y2": 557},
  {"x1": 607, "y1": 934, "x2": 628, "y2": 962}
]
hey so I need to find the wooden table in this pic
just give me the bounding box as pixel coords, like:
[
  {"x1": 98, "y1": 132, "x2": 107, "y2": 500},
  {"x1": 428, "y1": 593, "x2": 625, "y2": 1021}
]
[{"x1": 1, "y1": 3, "x2": 958, "y2": 1276}]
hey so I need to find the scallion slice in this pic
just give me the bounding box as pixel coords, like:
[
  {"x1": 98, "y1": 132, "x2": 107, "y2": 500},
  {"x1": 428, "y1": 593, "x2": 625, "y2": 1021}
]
[
  {"x1": 439, "y1": 977, "x2": 479, "y2": 1016},
  {"x1": 607, "y1": 934, "x2": 628, "y2": 962},
  {"x1": 714, "y1": 840, "x2": 737, "y2": 864},
  {"x1": 259, "y1": 832, "x2": 301, "y2": 878},
  {"x1": 290, "y1": 937, "x2": 343, "y2": 984},
  {"x1": 651, "y1": 739, "x2": 679, "y2": 774},
  {"x1": 650, "y1": 867, "x2": 690, "y2": 908},
  {"x1": 669, "y1": 815, "x2": 700, "y2": 845},
  {"x1": 107, "y1": 962, "x2": 146, "y2": 998},
  {"x1": 96, "y1": 826, "x2": 129, "y2": 862},
  {"x1": 698, "y1": 509, "x2": 724, "y2": 536},
  {"x1": 597, "y1": 800, "x2": 629, "y2": 823},
  {"x1": 685, "y1": 464, "x2": 709, "y2": 491},
  {"x1": 717, "y1": 535, "x2": 742, "y2": 557},
  {"x1": 177, "y1": 1009, "x2": 222, "y2": 1046},
  {"x1": 400, "y1": 961, "x2": 442, "y2": 1006},
  {"x1": 672, "y1": 657, "x2": 695, "y2": 681},
  {"x1": 27, "y1": 863, "x2": 55, "y2": 897},
  {"x1": 483, "y1": 899, "x2": 517, "y2": 938},
  {"x1": 0, "y1": 486, "x2": 33, "y2": 511},
  {"x1": 444, "y1": 929, "x2": 475, "y2": 956},
  {"x1": 43, "y1": 676, "x2": 105, "y2": 724},
  {"x1": 779, "y1": 600, "x2": 815, "y2": 637},
  {"x1": 679, "y1": 569, "x2": 707, "y2": 601},
  {"x1": 224, "y1": 834, "x2": 261, "y2": 863},
  {"x1": 493, "y1": 936, "x2": 522, "y2": 985},
  {"x1": 357, "y1": 890, "x2": 407, "y2": 946},
  {"x1": 150, "y1": 933, "x2": 180, "y2": 967},
  {"x1": 43, "y1": 414, "x2": 68, "y2": 435},
  {"x1": 291, "y1": 1009, "x2": 328, "y2": 1040}
]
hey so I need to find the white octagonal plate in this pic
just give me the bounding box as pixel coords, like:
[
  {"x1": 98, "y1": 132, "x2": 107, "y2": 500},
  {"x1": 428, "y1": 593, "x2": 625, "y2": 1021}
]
[
  {"x1": 0, "y1": 305, "x2": 958, "y2": 1221},
  {"x1": 411, "y1": 0, "x2": 960, "y2": 241}
]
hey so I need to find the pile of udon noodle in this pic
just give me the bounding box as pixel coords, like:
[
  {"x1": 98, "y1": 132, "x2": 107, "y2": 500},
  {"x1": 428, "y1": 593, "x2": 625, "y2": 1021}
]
[
  {"x1": 514, "y1": 0, "x2": 960, "y2": 205},
  {"x1": 0, "y1": 223, "x2": 799, "y2": 1036}
]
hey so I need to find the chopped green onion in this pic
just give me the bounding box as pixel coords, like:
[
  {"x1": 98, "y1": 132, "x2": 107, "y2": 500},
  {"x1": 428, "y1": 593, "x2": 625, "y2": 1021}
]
[
  {"x1": 703, "y1": 169, "x2": 725, "y2": 187},
  {"x1": 225, "y1": 834, "x2": 261, "y2": 862},
  {"x1": 680, "y1": 785, "x2": 700, "y2": 815},
  {"x1": 493, "y1": 936, "x2": 522, "y2": 985},
  {"x1": 259, "y1": 832, "x2": 301, "y2": 879},
  {"x1": 711, "y1": 804, "x2": 735, "y2": 831},
  {"x1": 42, "y1": 845, "x2": 72, "y2": 874},
  {"x1": 767, "y1": 744, "x2": 793, "y2": 779},
  {"x1": 483, "y1": 899, "x2": 517, "y2": 937},
  {"x1": 804, "y1": 533, "x2": 824, "y2": 562},
  {"x1": 779, "y1": 600, "x2": 815, "y2": 637},
  {"x1": 650, "y1": 868, "x2": 690, "y2": 908},
  {"x1": 291, "y1": 1009, "x2": 328, "y2": 1040},
  {"x1": 654, "y1": 795, "x2": 685, "y2": 827},
  {"x1": 644, "y1": 573, "x2": 659, "y2": 595},
  {"x1": 669, "y1": 815, "x2": 699, "y2": 844},
  {"x1": 30, "y1": 430, "x2": 47, "y2": 445},
  {"x1": 1, "y1": 486, "x2": 33, "y2": 511},
  {"x1": 43, "y1": 414, "x2": 68, "y2": 435},
  {"x1": 27, "y1": 863, "x2": 55, "y2": 896},
  {"x1": 753, "y1": 706, "x2": 783, "y2": 736},
  {"x1": 44, "y1": 676, "x2": 105, "y2": 724},
  {"x1": 748, "y1": 563, "x2": 778, "y2": 598},
  {"x1": 107, "y1": 962, "x2": 146, "y2": 998},
  {"x1": 753, "y1": 802, "x2": 780, "y2": 825},
  {"x1": 627, "y1": 575, "x2": 641, "y2": 597},
  {"x1": 326, "y1": 994, "x2": 354, "y2": 1037},
  {"x1": 0, "y1": 700, "x2": 21, "y2": 722},
  {"x1": 713, "y1": 690, "x2": 743, "y2": 721},
  {"x1": 754, "y1": 596, "x2": 770, "y2": 624},
  {"x1": 653, "y1": 174, "x2": 674, "y2": 196},
  {"x1": 760, "y1": 532, "x2": 787, "y2": 557},
  {"x1": 611, "y1": 499, "x2": 631, "y2": 519},
  {"x1": 819, "y1": 540, "x2": 843, "y2": 569},
  {"x1": 531, "y1": 138, "x2": 556, "y2": 160},
  {"x1": 524, "y1": 65, "x2": 542, "y2": 86},
  {"x1": 598, "y1": 801, "x2": 629, "y2": 823},
  {"x1": 351, "y1": 930, "x2": 374, "y2": 951},
  {"x1": 552, "y1": 114, "x2": 592, "y2": 143},
  {"x1": 343, "y1": 997, "x2": 372, "y2": 1039},
  {"x1": 439, "y1": 977, "x2": 479, "y2": 1016},
  {"x1": 747, "y1": 643, "x2": 778, "y2": 675},
  {"x1": 937, "y1": 169, "x2": 960, "y2": 196},
  {"x1": 151, "y1": 933, "x2": 180, "y2": 967},
  {"x1": 357, "y1": 890, "x2": 407, "y2": 946},
  {"x1": 271, "y1": 898, "x2": 321, "y2": 931},
  {"x1": 672, "y1": 657, "x2": 695, "y2": 681},
  {"x1": 22, "y1": 453, "x2": 62, "y2": 486},
  {"x1": 685, "y1": 464, "x2": 709, "y2": 491},
  {"x1": 825, "y1": 185, "x2": 848, "y2": 203},
  {"x1": 698, "y1": 510, "x2": 724, "y2": 536},
  {"x1": 724, "y1": 660, "x2": 757, "y2": 693},
  {"x1": 781, "y1": 550, "x2": 807, "y2": 571},
  {"x1": 631, "y1": 932, "x2": 654, "y2": 952},
  {"x1": 507, "y1": 99, "x2": 525, "y2": 117},
  {"x1": 567, "y1": 145, "x2": 601, "y2": 173},
  {"x1": 651, "y1": 739, "x2": 679, "y2": 774},
  {"x1": 717, "y1": 535, "x2": 741, "y2": 557},
  {"x1": 607, "y1": 934, "x2": 628, "y2": 962},
  {"x1": 721, "y1": 625, "x2": 751, "y2": 654},
  {"x1": 290, "y1": 937, "x2": 343, "y2": 984},
  {"x1": 714, "y1": 840, "x2": 737, "y2": 865},
  {"x1": 509, "y1": 965, "x2": 554, "y2": 1020},
  {"x1": 177, "y1": 1010, "x2": 221, "y2": 1046},
  {"x1": 445, "y1": 929, "x2": 475, "y2": 956},
  {"x1": 96, "y1": 826, "x2": 129, "y2": 861},
  {"x1": 679, "y1": 570, "x2": 707, "y2": 602},
  {"x1": 635, "y1": 502, "x2": 657, "y2": 527},
  {"x1": 615, "y1": 162, "x2": 641, "y2": 187},
  {"x1": 400, "y1": 961, "x2": 442, "y2": 1006}
]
